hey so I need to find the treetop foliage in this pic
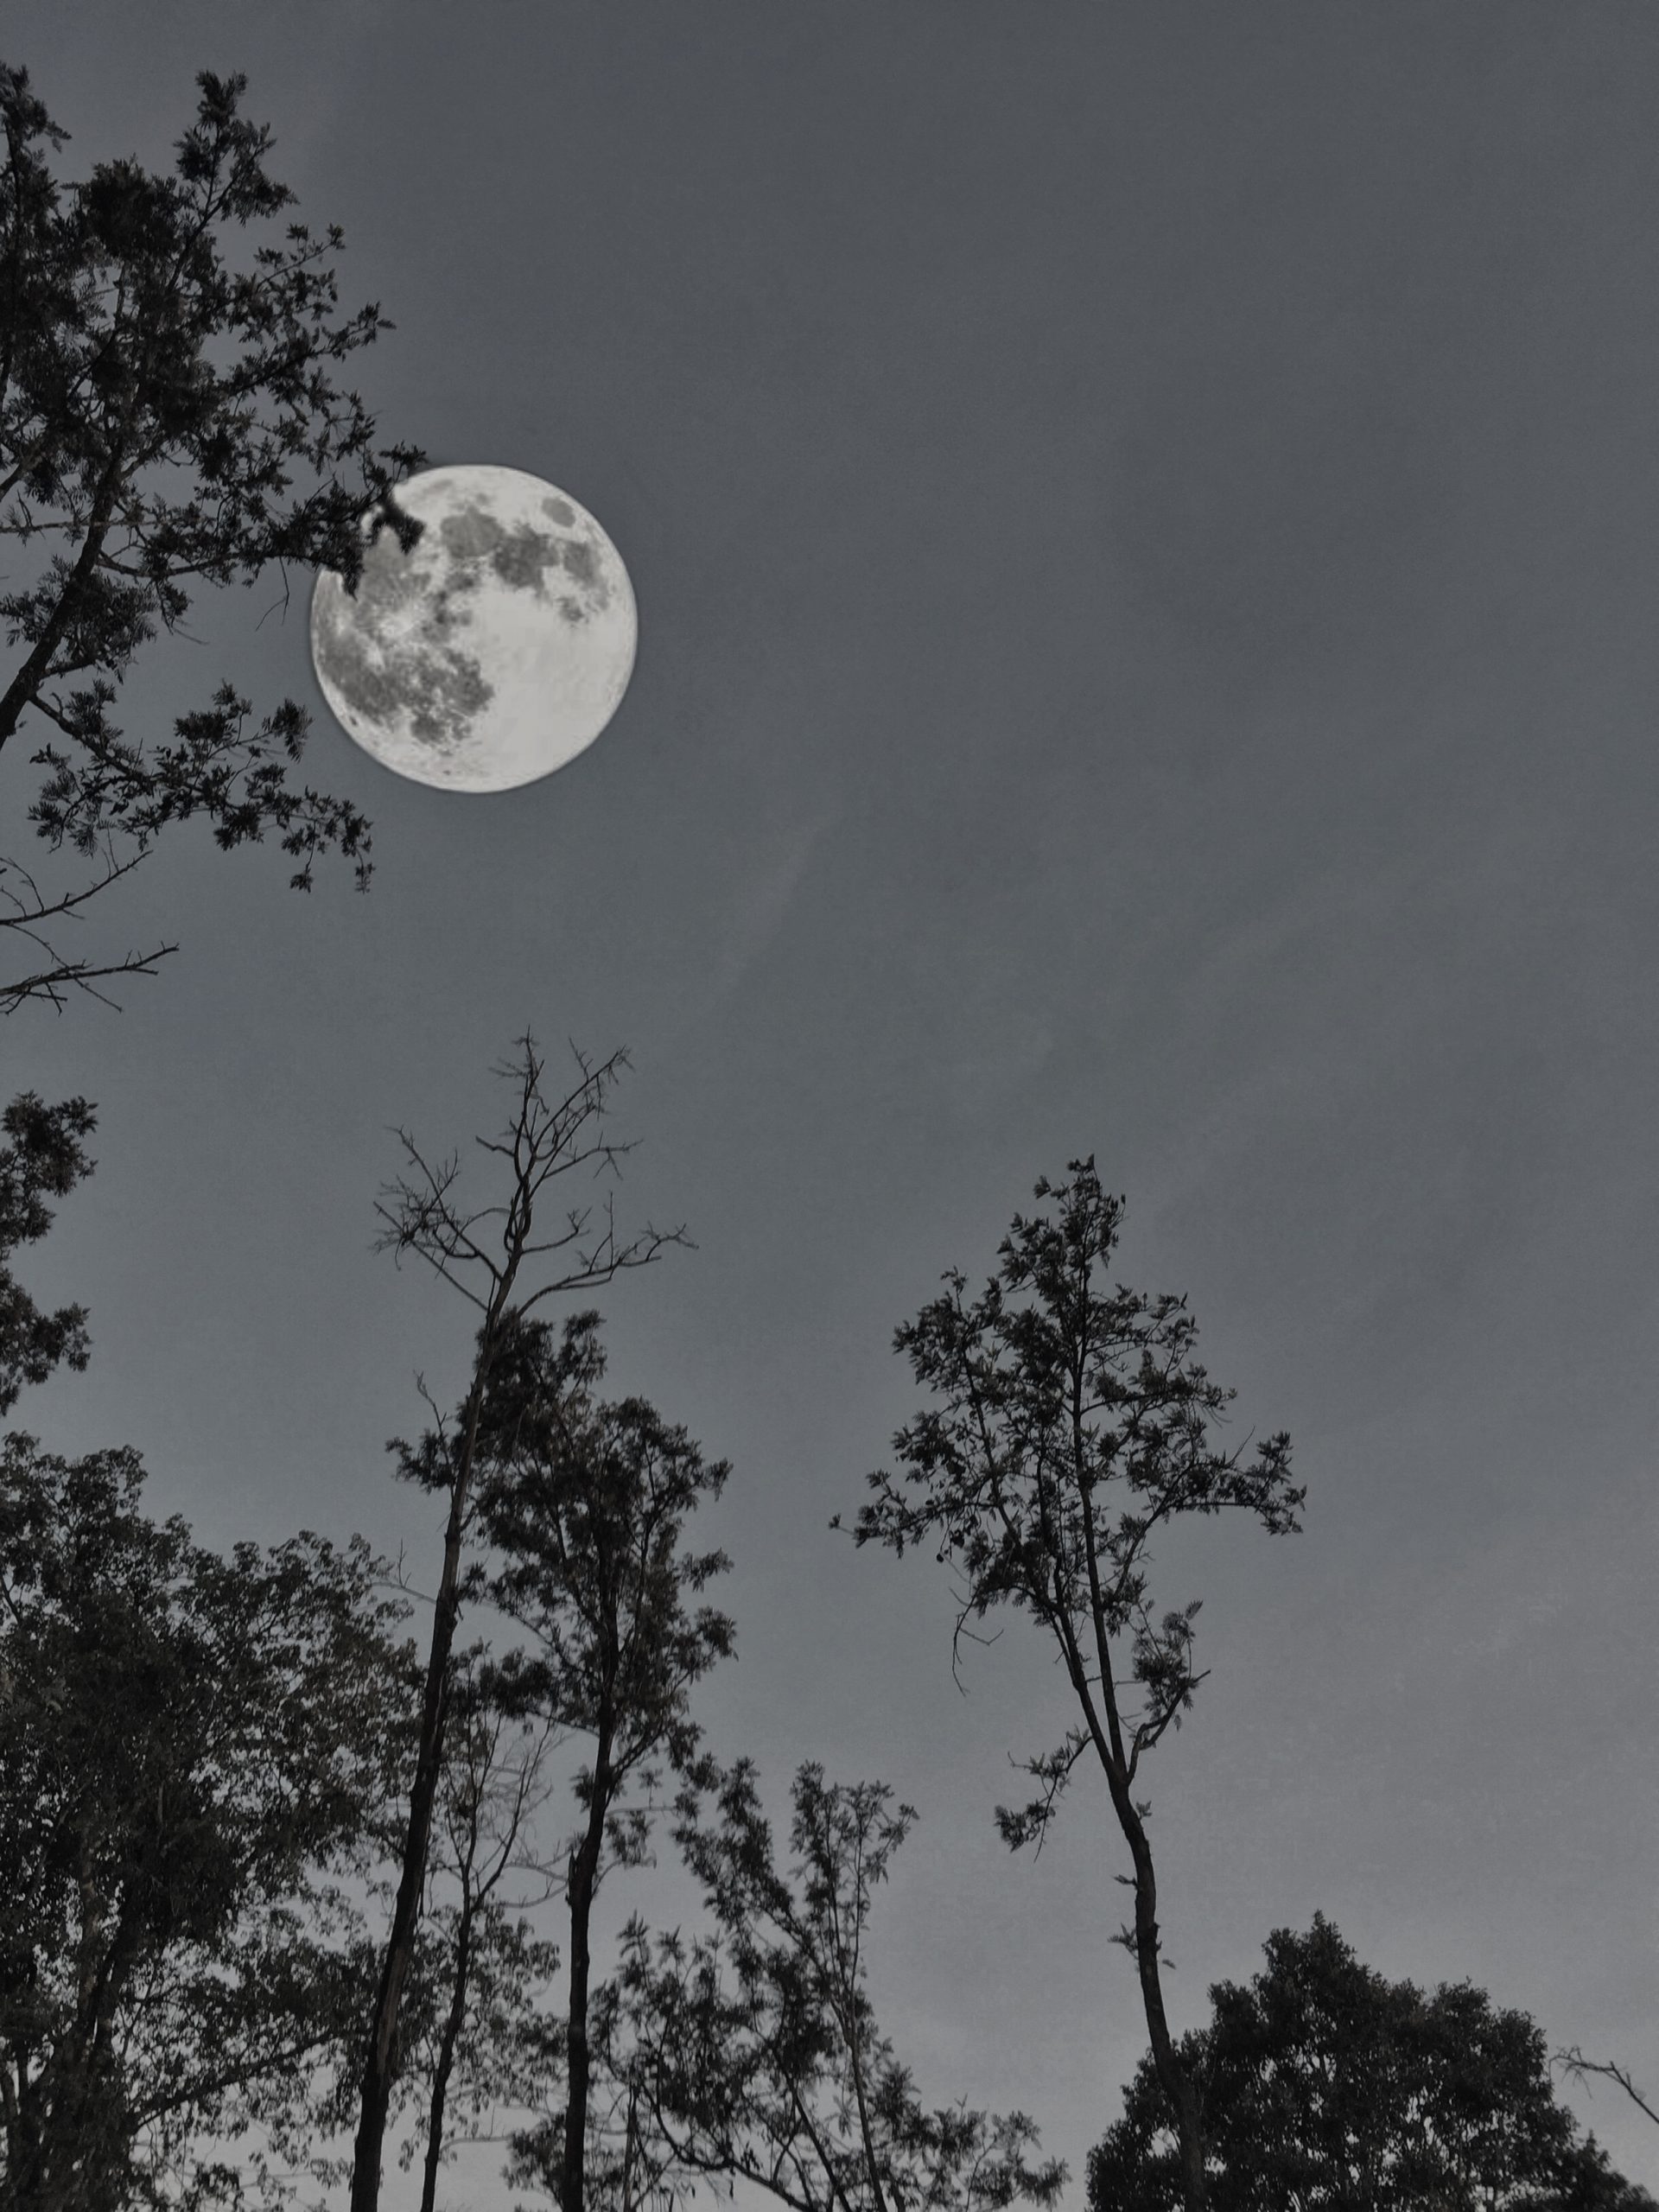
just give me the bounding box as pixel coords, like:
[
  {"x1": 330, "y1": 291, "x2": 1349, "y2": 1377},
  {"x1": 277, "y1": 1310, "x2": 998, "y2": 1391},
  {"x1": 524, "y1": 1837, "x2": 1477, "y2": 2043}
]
[
  {"x1": 0, "y1": 59, "x2": 423, "y2": 1008},
  {"x1": 477, "y1": 1309, "x2": 737, "y2": 1794},
  {"x1": 1088, "y1": 1915, "x2": 1656, "y2": 2212},
  {"x1": 846, "y1": 1160, "x2": 1303, "y2": 2209},
  {"x1": 848, "y1": 1156, "x2": 1300, "y2": 1849}
]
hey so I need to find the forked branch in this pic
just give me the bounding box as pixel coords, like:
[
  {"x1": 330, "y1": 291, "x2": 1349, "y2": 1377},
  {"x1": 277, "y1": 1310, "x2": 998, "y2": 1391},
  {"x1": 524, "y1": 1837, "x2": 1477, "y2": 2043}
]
[
  {"x1": 1556, "y1": 2048, "x2": 1659, "y2": 2130},
  {"x1": 372, "y1": 1039, "x2": 685, "y2": 1313},
  {"x1": 1, "y1": 848, "x2": 176, "y2": 1011}
]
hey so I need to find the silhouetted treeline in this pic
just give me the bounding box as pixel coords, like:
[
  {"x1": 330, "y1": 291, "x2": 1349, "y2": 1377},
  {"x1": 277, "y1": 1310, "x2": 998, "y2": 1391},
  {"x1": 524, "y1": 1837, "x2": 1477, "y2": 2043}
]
[{"x1": 3, "y1": 1041, "x2": 1650, "y2": 2212}]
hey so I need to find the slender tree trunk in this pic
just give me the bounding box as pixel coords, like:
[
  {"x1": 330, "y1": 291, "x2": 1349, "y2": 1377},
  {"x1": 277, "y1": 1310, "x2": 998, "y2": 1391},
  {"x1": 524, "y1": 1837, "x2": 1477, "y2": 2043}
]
[
  {"x1": 1067, "y1": 1395, "x2": 1208, "y2": 2212},
  {"x1": 0, "y1": 2063, "x2": 20, "y2": 2184},
  {"x1": 419, "y1": 1879, "x2": 477, "y2": 2212},
  {"x1": 620, "y1": 2075, "x2": 642, "y2": 2212},
  {"x1": 22, "y1": 1882, "x2": 143, "y2": 2212},
  {"x1": 844, "y1": 2012, "x2": 893, "y2": 2212},
  {"x1": 1057, "y1": 1621, "x2": 1207, "y2": 2205},
  {"x1": 351, "y1": 1343, "x2": 498, "y2": 2212},
  {"x1": 1057, "y1": 1651, "x2": 1209, "y2": 2207},
  {"x1": 830, "y1": 1892, "x2": 892, "y2": 2212},
  {"x1": 560, "y1": 1724, "x2": 613, "y2": 2212},
  {"x1": 1115, "y1": 1796, "x2": 1205, "y2": 2212}
]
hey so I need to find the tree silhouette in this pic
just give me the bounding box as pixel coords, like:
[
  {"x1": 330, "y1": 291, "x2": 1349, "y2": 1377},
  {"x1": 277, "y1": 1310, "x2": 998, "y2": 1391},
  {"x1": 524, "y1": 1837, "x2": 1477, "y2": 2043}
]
[
  {"x1": 0, "y1": 1436, "x2": 416, "y2": 2212},
  {"x1": 474, "y1": 1312, "x2": 736, "y2": 2212},
  {"x1": 844, "y1": 1161, "x2": 1300, "y2": 2212},
  {"x1": 1090, "y1": 1916, "x2": 1656, "y2": 2211},
  {"x1": 350, "y1": 1039, "x2": 682, "y2": 2212},
  {"x1": 0, "y1": 60, "x2": 421, "y2": 1010},
  {"x1": 381, "y1": 1650, "x2": 564, "y2": 2212},
  {"x1": 607, "y1": 1759, "x2": 1067, "y2": 2212}
]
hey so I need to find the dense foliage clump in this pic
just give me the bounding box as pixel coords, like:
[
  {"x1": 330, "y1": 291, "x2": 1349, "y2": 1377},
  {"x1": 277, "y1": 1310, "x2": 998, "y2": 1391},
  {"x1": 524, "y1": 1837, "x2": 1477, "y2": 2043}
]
[
  {"x1": 0, "y1": 1438, "x2": 416, "y2": 2212},
  {"x1": 1088, "y1": 1916, "x2": 1656, "y2": 2212}
]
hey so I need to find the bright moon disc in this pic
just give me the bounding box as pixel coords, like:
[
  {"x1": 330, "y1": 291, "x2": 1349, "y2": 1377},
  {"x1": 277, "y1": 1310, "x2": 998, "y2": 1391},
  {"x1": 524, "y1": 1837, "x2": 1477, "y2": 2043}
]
[{"x1": 309, "y1": 464, "x2": 637, "y2": 791}]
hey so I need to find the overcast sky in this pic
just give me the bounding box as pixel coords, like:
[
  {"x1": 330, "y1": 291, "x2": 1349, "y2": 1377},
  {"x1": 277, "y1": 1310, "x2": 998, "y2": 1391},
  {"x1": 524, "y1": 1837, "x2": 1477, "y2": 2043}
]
[{"x1": 5, "y1": 2, "x2": 1658, "y2": 2196}]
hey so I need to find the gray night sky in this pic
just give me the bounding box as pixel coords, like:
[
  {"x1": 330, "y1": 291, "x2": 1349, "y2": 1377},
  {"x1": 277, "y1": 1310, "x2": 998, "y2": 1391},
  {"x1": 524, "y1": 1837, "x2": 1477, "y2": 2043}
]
[{"x1": 5, "y1": 2, "x2": 1658, "y2": 2196}]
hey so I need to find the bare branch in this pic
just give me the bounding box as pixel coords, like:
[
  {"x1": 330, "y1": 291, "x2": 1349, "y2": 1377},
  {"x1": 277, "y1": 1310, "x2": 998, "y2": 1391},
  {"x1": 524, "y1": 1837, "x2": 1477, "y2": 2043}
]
[
  {"x1": 1556, "y1": 2047, "x2": 1659, "y2": 2129},
  {"x1": 2, "y1": 837, "x2": 179, "y2": 1008}
]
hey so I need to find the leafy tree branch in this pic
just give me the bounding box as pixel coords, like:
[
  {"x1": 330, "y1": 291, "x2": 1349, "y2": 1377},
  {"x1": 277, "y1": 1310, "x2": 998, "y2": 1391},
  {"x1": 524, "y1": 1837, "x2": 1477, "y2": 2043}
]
[{"x1": 1, "y1": 60, "x2": 421, "y2": 1010}]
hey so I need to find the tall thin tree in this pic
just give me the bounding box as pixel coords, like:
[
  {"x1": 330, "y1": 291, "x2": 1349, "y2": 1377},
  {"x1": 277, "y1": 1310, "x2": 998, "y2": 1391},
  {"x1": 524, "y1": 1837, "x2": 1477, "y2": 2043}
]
[
  {"x1": 842, "y1": 1161, "x2": 1300, "y2": 2212},
  {"x1": 476, "y1": 1312, "x2": 737, "y2": 2212},
  {"x1": 350, "y1": 1039, "x2": 682, "y2": 2212}
]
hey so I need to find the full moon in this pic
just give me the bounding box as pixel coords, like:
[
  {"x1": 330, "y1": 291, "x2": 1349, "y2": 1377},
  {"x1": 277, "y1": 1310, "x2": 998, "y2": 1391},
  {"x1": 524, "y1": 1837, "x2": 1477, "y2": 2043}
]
[{"x1": 308, "y1": 464, "x2": 637, "y2": 791}]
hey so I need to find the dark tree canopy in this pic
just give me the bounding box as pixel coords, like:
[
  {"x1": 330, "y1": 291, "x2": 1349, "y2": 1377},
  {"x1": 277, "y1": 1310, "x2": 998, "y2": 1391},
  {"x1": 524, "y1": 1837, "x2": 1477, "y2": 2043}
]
[
  {"x1": 0, "y1": 60, "x2": 422, "y2": 1008},
  {"x1": 0, "y1": 1435, "x2": 417, "y2": 2212},
  {"x1": 478, "y1": 1311, "x2": 737, "y2": 1798},
  {"x1": 1088, "y1": 1916, "x2": 1656, "y2": 2212}
]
